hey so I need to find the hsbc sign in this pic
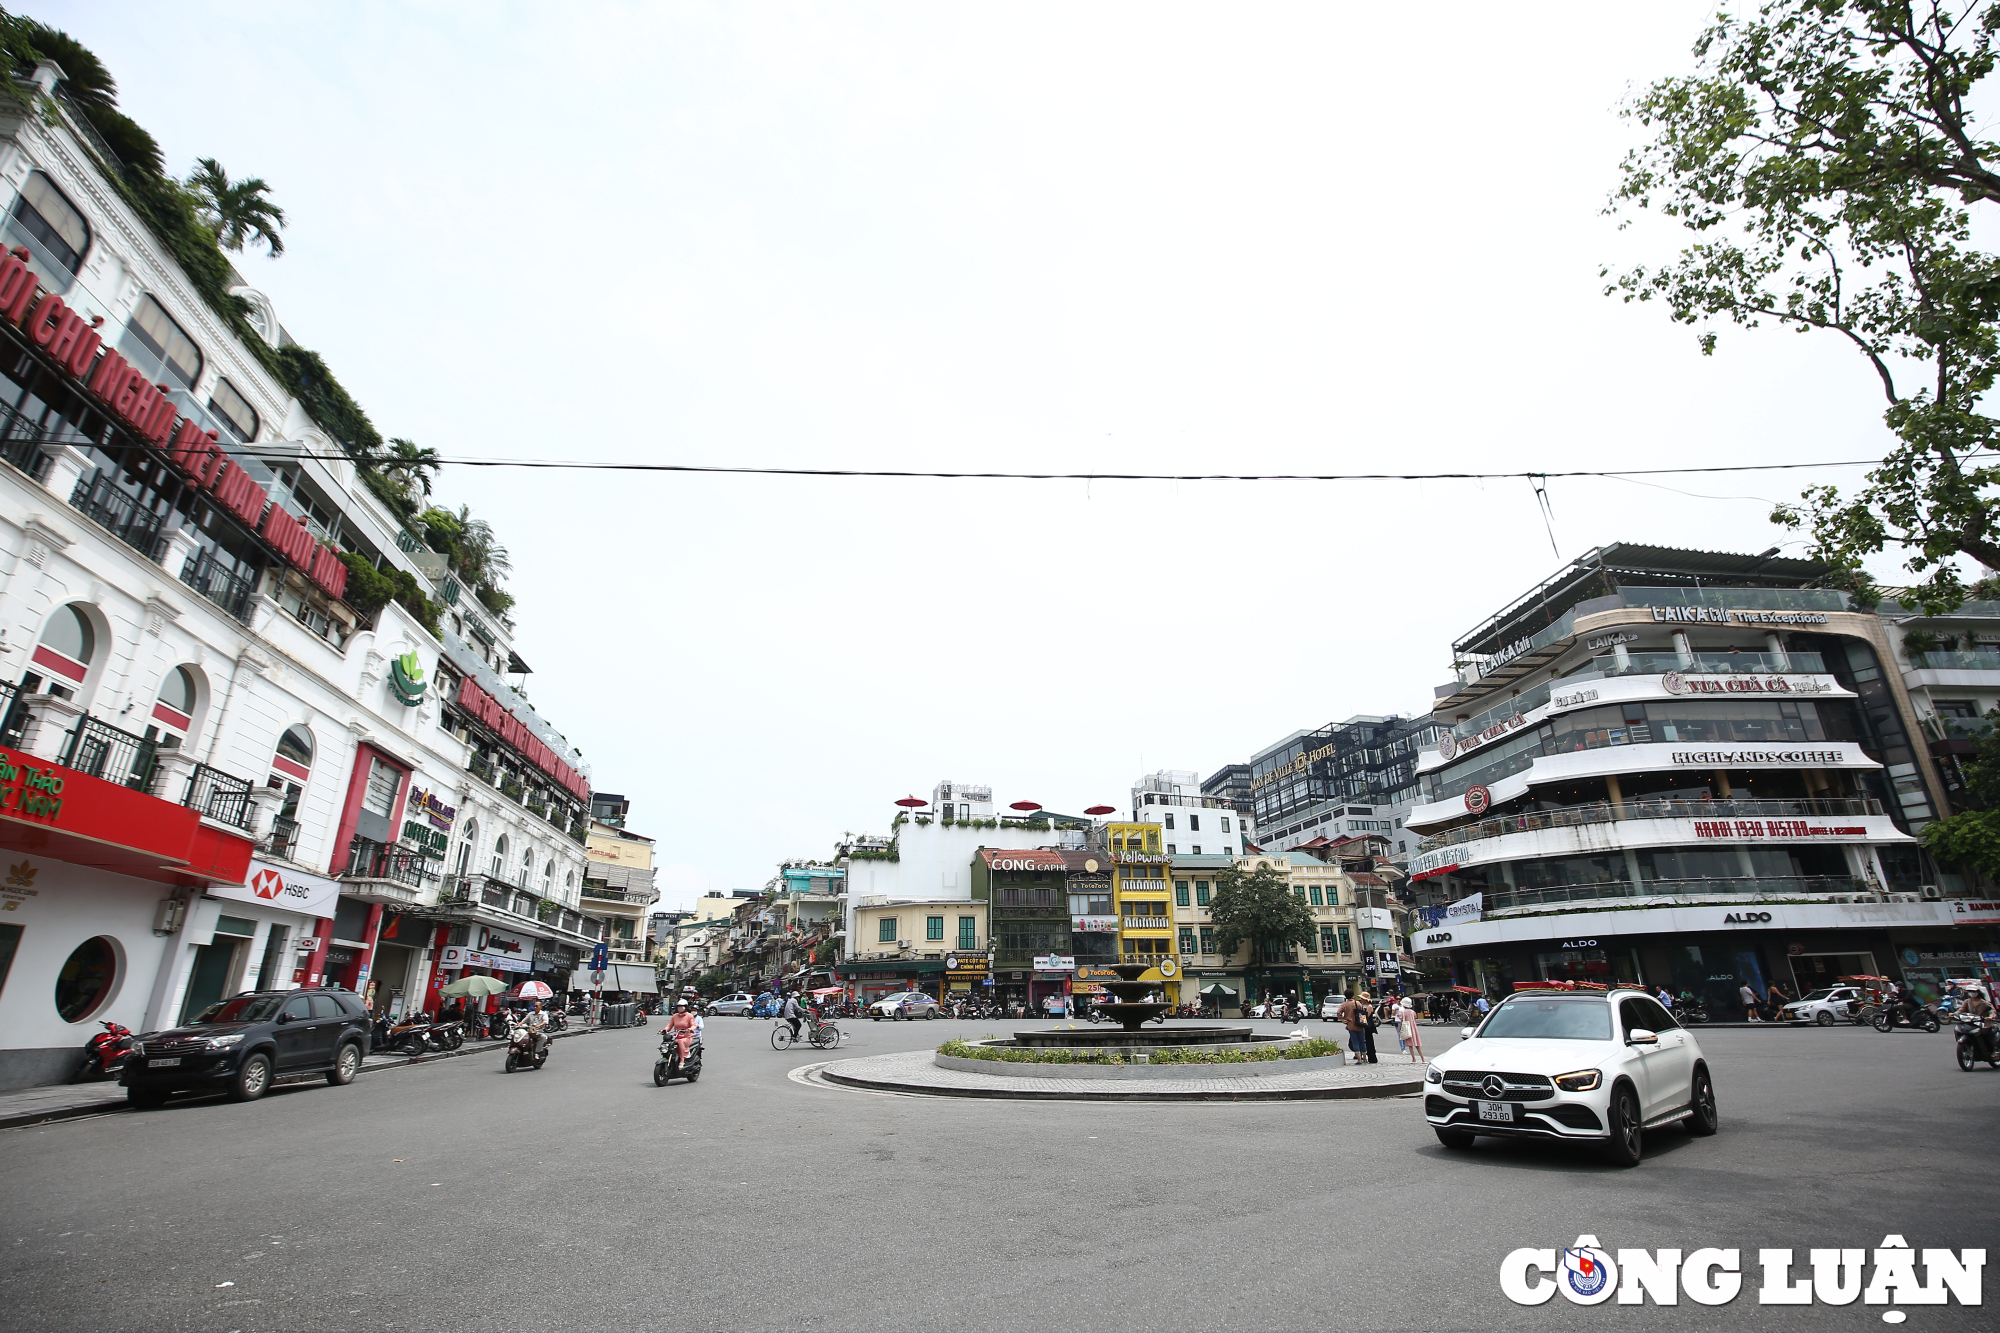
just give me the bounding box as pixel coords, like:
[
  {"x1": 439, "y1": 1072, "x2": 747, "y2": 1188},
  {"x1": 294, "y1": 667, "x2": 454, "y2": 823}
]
[{"x1": 211, "y1": 861, "x2": 339, "y2": 917}]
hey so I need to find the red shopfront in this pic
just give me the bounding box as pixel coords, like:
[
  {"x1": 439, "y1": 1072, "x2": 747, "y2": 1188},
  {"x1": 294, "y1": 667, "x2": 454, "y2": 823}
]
[
  {"x1": 300, "y1": 742, "x2": 414, "y2": 1001},
  {"x1": 0, "y1": 743, "x2": 255, "y2": 1089}
]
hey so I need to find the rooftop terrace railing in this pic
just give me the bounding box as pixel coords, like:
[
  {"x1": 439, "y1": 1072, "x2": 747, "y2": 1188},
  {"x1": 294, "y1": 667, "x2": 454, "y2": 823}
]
[{"x1": 1416, "y1": 795, "x2": 1885, "y2": 855}]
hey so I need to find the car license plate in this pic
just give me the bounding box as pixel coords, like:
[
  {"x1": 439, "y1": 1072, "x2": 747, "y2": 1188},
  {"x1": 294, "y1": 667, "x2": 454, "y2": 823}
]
[
  {"x1": 148, "y1": 1057, "x2": 181, "y2": 1067},
  {"x1": 1476, "y1": 1100, "x2": 1516, "y2": 1123}
]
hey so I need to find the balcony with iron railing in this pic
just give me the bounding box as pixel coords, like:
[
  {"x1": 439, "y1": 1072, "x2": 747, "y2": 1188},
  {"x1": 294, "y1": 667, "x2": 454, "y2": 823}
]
[
  {"x1": 582, "y1": 883, "x2": 656, "y2": 906},
  {"x1": 69, "y1": 472, "x2": 167, "y2": 562},
  {"x1": 179, "y1": 548, "x2": 259, "y2": 624},
  {"x1": 267, "y1": 815, "x2": 302, "y2": 861},
  {"x1": 183, "y1": 762, "x2": 252, "y2": 830},
  {"x1": 1575, "y1": 650, "x2": 1828, "y2": 681},
  {"x1": 1415, "y1": 795, "x2": 1887, "y2": 855},
  {"x1": 1480, "y1": 875, "x2": 1868, "y2": 915},
  {"x1": 1908, "y1": 651, "x2": 2000, "y2": 673},
  {"x1": 433, "y1": 872, "x2": 592, "y2": 942},
  {"x1": 341, "y1": 836, "x2": 440, "y2": 903},
  {"x1": 0, "y1": 399, "x2": 57, "y2": 483},
  {"x1": 63, "y1": 714, "x2": 158, "y2": 791}
]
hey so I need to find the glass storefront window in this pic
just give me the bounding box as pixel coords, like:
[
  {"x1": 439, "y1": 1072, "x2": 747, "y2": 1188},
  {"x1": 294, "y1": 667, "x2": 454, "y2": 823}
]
[{"x1": 1534, "y1": 946, "x2": 1642, "y2": 986}]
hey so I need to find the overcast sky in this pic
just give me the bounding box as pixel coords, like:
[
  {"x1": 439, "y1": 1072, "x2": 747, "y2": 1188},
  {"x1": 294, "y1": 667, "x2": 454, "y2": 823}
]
[{"x1": 31, "y1": 2, "x2": 1926, "y2": 905}]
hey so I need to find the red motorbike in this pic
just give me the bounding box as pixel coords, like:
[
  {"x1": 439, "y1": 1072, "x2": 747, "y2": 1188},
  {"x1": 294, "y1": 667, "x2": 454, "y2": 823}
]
[{"x1": 73, "y1": 1019, "x2": 134, "y2": 1081}]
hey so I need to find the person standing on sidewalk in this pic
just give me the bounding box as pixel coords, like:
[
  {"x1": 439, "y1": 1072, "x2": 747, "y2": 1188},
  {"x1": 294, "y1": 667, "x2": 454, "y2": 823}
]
[{"x1": 1337, "y1": 991, "x2": 1369, "y2": 1061}]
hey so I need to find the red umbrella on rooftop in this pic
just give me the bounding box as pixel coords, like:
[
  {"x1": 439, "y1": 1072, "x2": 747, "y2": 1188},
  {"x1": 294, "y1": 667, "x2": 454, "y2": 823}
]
[
  {"x1": 1084, "y1": 805, "x2": 1116, "y2": 816},
  {"x1": 895, "y1": 796, "x2": 927, "y2": 809},
  {"x1": 1010, "y1": 801, "x2": 1042, "y2": 812}
]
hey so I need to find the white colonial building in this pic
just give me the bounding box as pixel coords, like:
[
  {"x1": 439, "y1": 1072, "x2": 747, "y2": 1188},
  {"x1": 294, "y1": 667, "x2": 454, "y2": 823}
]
[{"x1": 0, "y1": 61, "x2": 597, "y2": 1088}]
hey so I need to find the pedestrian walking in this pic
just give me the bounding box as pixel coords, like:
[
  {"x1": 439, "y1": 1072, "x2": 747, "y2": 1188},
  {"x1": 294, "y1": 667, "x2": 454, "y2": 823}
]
[
  {"x1": 1738, "y1": 981, "x2": 1762, "y2": 1021},
  {"x1": 1399, "y1": 996, "x2": 1424, "y2": 1063}
]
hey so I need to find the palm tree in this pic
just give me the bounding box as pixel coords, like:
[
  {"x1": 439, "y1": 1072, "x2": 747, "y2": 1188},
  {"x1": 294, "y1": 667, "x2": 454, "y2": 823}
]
[
  {"x1": 451, "y1": 504, "x2": 511, "y2": 589},
  {"x1": 382, "y1": 438, "x2": 441, "y2": 500},
  {"x1": 185, "y1": 157, "x2": 286, "y2": 257}
]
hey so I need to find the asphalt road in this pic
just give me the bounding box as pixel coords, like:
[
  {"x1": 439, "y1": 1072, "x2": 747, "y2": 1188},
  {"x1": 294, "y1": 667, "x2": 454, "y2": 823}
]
[{"x1": 0, "y1": 1015, "x2": 1994, "y2": 1333}]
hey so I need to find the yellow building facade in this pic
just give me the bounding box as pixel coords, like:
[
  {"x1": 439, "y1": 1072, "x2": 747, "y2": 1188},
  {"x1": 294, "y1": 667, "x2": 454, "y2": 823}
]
[{"x1": 1105, "y1": 821, "x2": 1181, "y2": 999}]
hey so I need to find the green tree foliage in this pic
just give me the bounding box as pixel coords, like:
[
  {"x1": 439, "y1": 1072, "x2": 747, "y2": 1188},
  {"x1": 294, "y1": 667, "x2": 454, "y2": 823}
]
[
  {"x1": 1923, "y1": 713, "x2": 2000, "y2": 874},
  {"x1": 1208, "y1": 862, "x2": 1317, "y2": 969},
  {"x1": 336, "y1": 551, "x2": 441, "y2": 640},
  {"x1": 8, "y1": 18, "x2": 163, "y2": 175},
  {"x1": 184, "y1": 157, "x2": 286, "y2": 257},
  {"x1": 1608, "y1": 0, "x2": 2000, "y2": 613},
  {"x1": 271, "y1": 345, "x2": 382, "y2": 456},
  {"x1": 381, "y1": 438, "x2": 440, "y2": 500},
  {"x1": 0, "y1": 13, "x2": 512, "y2": 629}
]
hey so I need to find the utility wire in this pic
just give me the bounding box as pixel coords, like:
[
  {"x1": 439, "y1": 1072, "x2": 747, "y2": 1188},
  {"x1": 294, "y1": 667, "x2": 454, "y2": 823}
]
[{"x1": 229, "y1": 451, "x2": 1929, "y2": 483}]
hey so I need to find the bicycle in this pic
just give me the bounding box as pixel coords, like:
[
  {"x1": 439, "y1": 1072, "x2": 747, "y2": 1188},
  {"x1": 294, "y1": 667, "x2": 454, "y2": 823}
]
[{"x1": 771, "y1": 1016, "x2": 842, "y2": 1051}]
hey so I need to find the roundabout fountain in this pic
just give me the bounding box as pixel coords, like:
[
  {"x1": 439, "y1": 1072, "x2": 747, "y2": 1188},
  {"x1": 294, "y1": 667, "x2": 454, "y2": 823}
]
[{"x1": 802, "y1": 963, "x2": 1426, "y2": 1101}]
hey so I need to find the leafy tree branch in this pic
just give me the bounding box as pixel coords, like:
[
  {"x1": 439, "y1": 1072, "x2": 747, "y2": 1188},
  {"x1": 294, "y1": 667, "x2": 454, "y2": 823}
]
[{"x1": 1608, "y1": 0, "x2": 2000, "y2": 612}]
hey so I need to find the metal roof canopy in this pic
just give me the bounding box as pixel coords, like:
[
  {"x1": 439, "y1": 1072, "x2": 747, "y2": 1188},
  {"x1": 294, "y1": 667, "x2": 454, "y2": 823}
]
[{"x1": 1451, "y1": 542, "x2": 1832, "y2": 659}]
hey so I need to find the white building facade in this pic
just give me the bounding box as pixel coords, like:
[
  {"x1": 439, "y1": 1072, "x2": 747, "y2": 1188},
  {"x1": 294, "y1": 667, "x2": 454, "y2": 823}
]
[{"x1": 0, "y1": 63, "x2": 597, "y2": 1087}]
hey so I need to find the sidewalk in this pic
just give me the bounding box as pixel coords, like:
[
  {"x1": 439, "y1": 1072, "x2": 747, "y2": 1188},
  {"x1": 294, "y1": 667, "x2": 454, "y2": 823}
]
[{"x1": 0, "y1": 1023, "x2": 612, "y2": 1131}]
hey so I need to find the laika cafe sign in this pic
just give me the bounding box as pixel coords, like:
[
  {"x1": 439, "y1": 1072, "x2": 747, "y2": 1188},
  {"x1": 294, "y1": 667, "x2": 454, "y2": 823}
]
[{"x1": 0, "y1": 252, "x2": 345, "y2": 601}]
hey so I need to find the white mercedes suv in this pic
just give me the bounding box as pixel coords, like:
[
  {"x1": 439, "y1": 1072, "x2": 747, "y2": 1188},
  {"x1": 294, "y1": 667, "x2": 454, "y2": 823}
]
[{"x1": 1423, "y1": 986, "x2": 1717, "y2": 1167}]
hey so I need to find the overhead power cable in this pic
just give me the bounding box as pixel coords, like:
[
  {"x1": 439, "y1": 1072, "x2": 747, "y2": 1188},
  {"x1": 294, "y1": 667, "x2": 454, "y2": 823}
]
[{"x1": 229, "y1": 451, "x2": 1927, "y2": 483}]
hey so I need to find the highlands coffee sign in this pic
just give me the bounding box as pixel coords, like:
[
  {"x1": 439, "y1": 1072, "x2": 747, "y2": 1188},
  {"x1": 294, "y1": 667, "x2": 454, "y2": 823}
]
[{"x1": 0, "y1": 253, "x2": 346, "y2": 601}]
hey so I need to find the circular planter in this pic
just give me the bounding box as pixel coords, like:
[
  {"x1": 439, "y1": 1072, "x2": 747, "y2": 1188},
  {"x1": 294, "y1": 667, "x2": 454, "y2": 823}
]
[{"x1": 934, "y1": 1050, "x2": 1347, "y2": 1080}]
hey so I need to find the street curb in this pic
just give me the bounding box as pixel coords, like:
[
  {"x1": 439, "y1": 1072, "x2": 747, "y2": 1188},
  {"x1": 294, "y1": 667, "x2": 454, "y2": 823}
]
[
  {"x1": 817, "y1": 1064, "x2": 1424, "y2": 1102},
  {"x1": 0, "y1": 1024, "x2": 622, "y2": 1130}
]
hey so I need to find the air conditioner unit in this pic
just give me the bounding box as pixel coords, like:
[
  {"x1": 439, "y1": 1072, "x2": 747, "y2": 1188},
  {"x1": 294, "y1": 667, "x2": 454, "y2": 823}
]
[
  {"x1": 1889, "y1": 892, "x2": 1921, "y2": 903},
  {"x1": 1921, "y1": 884, "x2": 1942, "y2": 900},
  {"x1": 1827, "y1": 894, "x2": 1859, "y2": 903},
  {"x1": 898, "y1": 940, "x2": 910, "y2": 949}
]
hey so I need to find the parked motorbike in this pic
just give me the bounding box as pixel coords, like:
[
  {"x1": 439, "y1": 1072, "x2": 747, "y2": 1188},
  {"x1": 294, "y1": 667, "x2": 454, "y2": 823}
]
[
  {"x1": 1669, "y1": 997, "x2": 1711, "y2": 1025},
  {"x1": 503, "y1": 1021, "x2": 549, "y2": 1073},
  {"x1": 654, "y1": 1028, "x2": 703, "y2": 1085},
  {"x1": 546, "y1": 1008, "x2": 568, "y2": 1032},
  {"x1": 426, "y1": 1020, "x2": 464, "y2": 1052},
  {"x1": 1955, "y1": 1019, "x2": 1999, "y2": 1070},
  {"x1": 1875, "y1": 1002, "x2": 1943, "y2": 1033},
  {"x1": 72, "y1": 1019, "x2": 134, "y2": 1082},
  {"x1": 383, "y1": 1014, "x2": 434, "y2": 1055}
]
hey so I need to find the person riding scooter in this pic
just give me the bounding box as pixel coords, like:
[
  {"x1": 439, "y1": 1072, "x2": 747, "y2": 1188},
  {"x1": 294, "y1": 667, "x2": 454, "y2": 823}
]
[
  {"x1": 519, "y1": 999, "x2": 552, "y2": 1059},
  {"x1": 662, "y1": 1000, "x2": 701, "y2": 1066},
  {"x1": 1962, "y1": 989, "x2": 1998, "y2": 1061}
]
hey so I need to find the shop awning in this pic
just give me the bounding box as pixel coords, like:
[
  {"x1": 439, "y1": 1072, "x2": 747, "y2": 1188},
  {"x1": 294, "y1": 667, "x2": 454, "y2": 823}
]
[
  {"x1": 609, "y1": 964, "x2": 659, "y2": 994},
  {"x1": 0, "y1": 743, "x2": 254, "y2": 888}
]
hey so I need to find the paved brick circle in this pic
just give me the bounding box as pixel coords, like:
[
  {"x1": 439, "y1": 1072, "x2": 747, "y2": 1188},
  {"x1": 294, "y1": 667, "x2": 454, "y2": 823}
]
[{"x1": 811, "y1": 1049, "x2": 1426, "y2": 1101}]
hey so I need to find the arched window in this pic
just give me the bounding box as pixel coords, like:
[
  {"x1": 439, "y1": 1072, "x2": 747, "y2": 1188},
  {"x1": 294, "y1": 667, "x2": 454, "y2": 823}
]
[
  {"x1": 275, "y1": 725, "x2": 314, "y2": 774},
  {"x1": 490, "y1": 833, "x2": 508, "y2": 878},
  {"x1": 455, "y1": 819, "x2": 477, "y2": 876},
  {"x1": 27, "y1": 604, "x2": 96, "y2": 700},
  {"x1": 521, "y1": 846, "x2": 534, "y2": 887},
  {"x1": 207, "y1": 377, "x2": 259, "y2": 443},
  {"x1": 12, "y1": 171, "x2": 89, "y2": 279},
  {"x1": 543, "y1": 859, "x2": 555, "y2": 893},
  {"x1": 37, "y1": 604, "x2": 93, "y2": 666},
  {"x1": 126, "y1": 294, "x2": 203, "y2": 390},
  {"x1": 146, "y1": 665, "x2": 199, "y2": 751}
]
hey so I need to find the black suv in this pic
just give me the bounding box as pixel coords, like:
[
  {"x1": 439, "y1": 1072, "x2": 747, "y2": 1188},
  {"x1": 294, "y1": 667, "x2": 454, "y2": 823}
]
[{"x1": 122, "y1": 988, "x2": 373, "y2": 1108}]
